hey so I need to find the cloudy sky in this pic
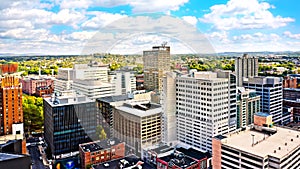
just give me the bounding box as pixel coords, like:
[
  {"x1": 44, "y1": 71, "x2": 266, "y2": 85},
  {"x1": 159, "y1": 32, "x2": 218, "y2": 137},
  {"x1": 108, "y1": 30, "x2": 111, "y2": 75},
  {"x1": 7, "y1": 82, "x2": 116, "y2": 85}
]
[{"x1": 0, "y1": 0, "x2": 299, "y2": 55}]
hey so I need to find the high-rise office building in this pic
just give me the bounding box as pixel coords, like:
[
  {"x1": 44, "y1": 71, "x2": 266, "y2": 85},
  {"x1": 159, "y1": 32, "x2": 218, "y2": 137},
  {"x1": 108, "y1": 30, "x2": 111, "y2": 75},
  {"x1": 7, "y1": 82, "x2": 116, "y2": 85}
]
[
  {"x1": 43, "y1": 91, "x2": 97, "y2": 159},
  {"x1": 235, "y1": 54, "x2": 258, "y2": 87},
  {"x1": 0, "y1": 76, "x2": 23, "y2": 135},
  {"x1": 236, "y1": 87, "x2": 260, "y2": 128},
  {"x1": 244, "y1": 77, "x2": 283, "y2": 124},
  {"x1": 143, "y1": 44, "x2": 171, "y2": 92},
  {"x1": 216, "y1": 70, "x2": 237, "y2": 131},
  {"x1": 161, "y1": 72, "x2": 177, "y2": 143},
  {"x1": 212, "y1": 113, "x2": 300, "y2": 169},
  {"x1": 176, "y1": 71, "x2": 235, "y2": 152}
]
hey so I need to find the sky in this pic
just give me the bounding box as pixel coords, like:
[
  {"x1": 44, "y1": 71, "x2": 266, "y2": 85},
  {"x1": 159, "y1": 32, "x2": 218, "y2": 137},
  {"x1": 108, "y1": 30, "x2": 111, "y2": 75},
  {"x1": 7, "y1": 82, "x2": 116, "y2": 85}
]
[{"x1": 0, "y1": 0, "x2": 299, "y2": 55}]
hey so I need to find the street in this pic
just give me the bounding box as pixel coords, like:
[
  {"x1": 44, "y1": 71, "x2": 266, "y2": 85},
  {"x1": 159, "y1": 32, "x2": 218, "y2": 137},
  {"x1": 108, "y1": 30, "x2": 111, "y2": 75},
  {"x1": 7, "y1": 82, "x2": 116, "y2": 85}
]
[{"x1": 28, "y1": 145, "x2": 46, "y2": 169}]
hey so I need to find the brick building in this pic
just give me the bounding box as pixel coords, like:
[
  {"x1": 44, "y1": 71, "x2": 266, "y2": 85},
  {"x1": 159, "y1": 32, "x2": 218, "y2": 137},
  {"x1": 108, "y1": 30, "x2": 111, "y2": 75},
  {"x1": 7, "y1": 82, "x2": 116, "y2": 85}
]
[
  {"x1": 21, "y1": 76, "x2": 54, "y2": 97},
  {"x1": 0, "y1": 76, "x2": 23, "y2": 135},
  {"x1": 79, "y1": 139, "x2": 125, "y2": 169}
]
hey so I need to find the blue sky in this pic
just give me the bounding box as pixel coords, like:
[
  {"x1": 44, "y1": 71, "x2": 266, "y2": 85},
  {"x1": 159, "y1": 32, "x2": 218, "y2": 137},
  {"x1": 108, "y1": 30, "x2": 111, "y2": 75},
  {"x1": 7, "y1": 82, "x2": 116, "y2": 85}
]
[{"x1": 0, "y1": 0, "x2": 299, "y2": 54}]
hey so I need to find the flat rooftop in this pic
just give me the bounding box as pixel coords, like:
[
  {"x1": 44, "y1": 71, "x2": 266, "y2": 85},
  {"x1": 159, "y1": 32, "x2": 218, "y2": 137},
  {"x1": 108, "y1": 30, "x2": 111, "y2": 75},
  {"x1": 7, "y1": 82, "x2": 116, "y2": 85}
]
[
  {"x1": 221, "y1": 126, "x2": 300, "y2": 159},
  {"x1": 93, "y1": 155, "x2": 154, "y2": 169},
  {"x1": 0, "y1": 153, "x2": 25, "y2": 161},
  {"x1": 80, "y1": 138, "x2": 123, "y2": 152},
  {"x1": 160, "y1": 152, "x2": 197, "y2": 168},
  {"x1": 97, "y1": 94, "x2": 132, "y2": 103},
  {"x1": 115, "y1": 102, "x2": 162, "y2": 117},
  {"x1": 44, "y1": 92, "x2": 93, "y2": 107}
]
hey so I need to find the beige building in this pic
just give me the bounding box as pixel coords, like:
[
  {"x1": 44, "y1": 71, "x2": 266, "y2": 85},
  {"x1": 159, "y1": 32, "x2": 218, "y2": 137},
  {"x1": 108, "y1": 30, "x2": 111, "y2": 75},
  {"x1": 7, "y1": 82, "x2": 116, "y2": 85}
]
[
  {"x1": 212, "y1": 112, "x2": 300, "y2": 169},
  {"x1": 113, "y1": 101, "x2": 162, "y2": 156},
  {"x1": 143, "y1": 45, "x2": 170, "y2": 92}
]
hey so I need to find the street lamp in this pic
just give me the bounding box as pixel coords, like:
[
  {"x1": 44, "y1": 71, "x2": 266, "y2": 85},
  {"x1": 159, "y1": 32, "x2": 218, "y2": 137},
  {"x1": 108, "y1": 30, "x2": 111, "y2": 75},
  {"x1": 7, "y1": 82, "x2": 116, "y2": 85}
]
[{"x1": 251, "y1": 134, "x2": 255, "y2": 146}]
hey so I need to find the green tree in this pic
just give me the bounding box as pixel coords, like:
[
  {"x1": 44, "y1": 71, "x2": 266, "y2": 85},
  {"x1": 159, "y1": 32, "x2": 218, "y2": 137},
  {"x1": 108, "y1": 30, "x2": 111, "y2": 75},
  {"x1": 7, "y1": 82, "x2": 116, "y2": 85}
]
[
  {"x1": 23, "y1": 95, "x2": 44, "y2": 132},
  {"x1": 96, "y1": 125, "x2": 107, "y2": 140}
]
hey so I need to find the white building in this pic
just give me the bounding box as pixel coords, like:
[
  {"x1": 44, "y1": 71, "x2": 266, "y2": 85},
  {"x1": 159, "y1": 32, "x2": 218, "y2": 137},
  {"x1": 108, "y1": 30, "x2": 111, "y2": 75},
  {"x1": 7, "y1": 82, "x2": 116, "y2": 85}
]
[
  {"x1": 72, "y1": 79, "x2": 115, "y2": 100},
  {"x1": 161, "y1": 72, "x2": 177, "y2": 143},
  {"x1": 176, "y1": 71, "x2": 235, "y2": 152},
  {"x1": 54, "y1": 64, "x2": 109, "y2": 93},
  {"x1": 54, "y1": 68, "x2": 73, "y2": 92},
  {"x1": 109, "y1": 71, "x2": 136, "y2": 95},
  {"x1": 72, "y1": 64, "x2": 109, "y2": 82}
]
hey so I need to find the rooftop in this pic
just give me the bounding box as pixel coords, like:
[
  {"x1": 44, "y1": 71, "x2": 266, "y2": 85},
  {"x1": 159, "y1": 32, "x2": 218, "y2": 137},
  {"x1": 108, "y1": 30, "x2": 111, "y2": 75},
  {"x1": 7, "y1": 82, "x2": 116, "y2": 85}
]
[
  {"x1": 159, "y1": 151, "x2": 197, "y2": 168},
  {"x1": 93, "y1": 155, "x2": 154, "y2": 169},
  {"x1": 0, "y1": 153, "x2": 26, "y2": 161},
  {"x1": 115, "y1": 102, "x2": 162, "y2": 117},
  {"x1": 80, "y1": 138, "x2": 123, "y2": 153},
  {"x1": 221, "y1": 126, "x2": 300, "y2": 159},
  {"x1": 44, "y1": 91, "x2": 93, "y2": 107},
  {"x1": 97, "y1": 94, "x2": 132, "y2": 103},
  {"x1": 255, "y1": 112, "x2": 271, "y2": 117},
  {"x1": 175, "y1": 147, "x2": 211, "y2": 160}
]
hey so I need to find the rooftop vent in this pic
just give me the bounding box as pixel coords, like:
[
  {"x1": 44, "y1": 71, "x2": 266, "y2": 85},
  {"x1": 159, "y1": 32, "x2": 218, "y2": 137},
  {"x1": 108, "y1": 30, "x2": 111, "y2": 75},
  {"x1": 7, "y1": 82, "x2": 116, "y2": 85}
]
[
  {"x1": 274, "y1": 150, "x2": 276, "y2": 153},
  {"x1": 285, "y1": 143, "x2": 287, "y2": 146},
  {"x1": 291, "y1": 139, "x2": 293, "y2": 142},
  {"x1": 278, "y1": 147, "x2": 281, "y2": 150}
]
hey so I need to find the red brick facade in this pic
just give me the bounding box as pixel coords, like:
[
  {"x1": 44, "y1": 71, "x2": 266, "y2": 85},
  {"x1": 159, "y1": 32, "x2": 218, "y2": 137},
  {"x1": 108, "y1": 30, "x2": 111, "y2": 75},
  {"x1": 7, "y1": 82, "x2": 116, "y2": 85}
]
[{"x1": 79, "y1": 141, "x2": 125, "y2": 169}]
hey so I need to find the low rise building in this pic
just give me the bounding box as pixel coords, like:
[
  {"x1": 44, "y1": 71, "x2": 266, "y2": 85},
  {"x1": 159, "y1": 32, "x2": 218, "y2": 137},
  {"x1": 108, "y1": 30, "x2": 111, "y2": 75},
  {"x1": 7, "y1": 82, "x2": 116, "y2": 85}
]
[
  {"x1": 92, "y1": 155, "x2": 153, "y2": 169},
  {"x1": 21, "y1": 76, "x2": 54, "y2": 97},
  {"x1": 143, "y1": 143, "x2": 211, "y2": 169},
  {"x1": 79, "y1": 138, "x2": 125, "y2": 169}
]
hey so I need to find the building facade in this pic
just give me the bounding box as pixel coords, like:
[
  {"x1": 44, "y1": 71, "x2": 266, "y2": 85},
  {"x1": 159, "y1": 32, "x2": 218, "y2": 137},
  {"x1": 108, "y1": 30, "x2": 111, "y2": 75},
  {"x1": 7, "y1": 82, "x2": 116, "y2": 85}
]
[
  {"x1": 235, "y1": 54, "x2": 258, "y2": 87},
  {"x1": 21, "y1": 76, "x2": 54, "y2": 97},
  {"x1": 79, "y1": 139, "x2": 125, "y2": 169},
  {"x1": 96, "y1": 95, "x2": 134, "y2": 138},
  {"x1": 176, "y1": 71, "x2": 235, "y2": 152},
  {"x1": 161, "y1": 72, "x2": 177, "y2": 143},
  {"x1": 43, "y1": 92, "x2": 97, "y2": 158},
  {"x1": 0, "y1": 76, "x2": 23, "y2": 135},
  {"x1": 143, "y1": 45, "x2": 170, "y2": 92},
  {"x1": 236, "y1": 87, "x2": 260, "y2": 128},
  {"x1": 244, "y1": 77, "x2": 283, "y2": 124},
  {"x1": 113, "y1": 102, "x2": 162, "y2": 156}
]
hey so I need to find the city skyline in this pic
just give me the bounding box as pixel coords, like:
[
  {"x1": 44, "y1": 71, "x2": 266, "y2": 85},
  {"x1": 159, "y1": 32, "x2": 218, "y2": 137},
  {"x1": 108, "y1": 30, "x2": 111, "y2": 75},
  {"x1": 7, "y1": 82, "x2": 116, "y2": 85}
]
[{"x1": 0, "y1": 0, "x2": 300, "y2": 55}]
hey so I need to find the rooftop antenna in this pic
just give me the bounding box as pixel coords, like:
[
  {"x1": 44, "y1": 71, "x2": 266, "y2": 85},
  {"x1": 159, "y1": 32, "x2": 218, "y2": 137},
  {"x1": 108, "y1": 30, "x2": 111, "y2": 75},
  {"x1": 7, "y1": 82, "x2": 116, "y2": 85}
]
[{"x1": 161, "y1": 41, "x2": 168, "y2": 48}]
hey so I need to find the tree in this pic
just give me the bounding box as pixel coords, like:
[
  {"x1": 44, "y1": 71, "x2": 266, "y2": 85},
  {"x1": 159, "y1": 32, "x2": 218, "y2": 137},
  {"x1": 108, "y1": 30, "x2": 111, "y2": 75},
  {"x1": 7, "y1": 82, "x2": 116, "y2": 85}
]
[
  {"x1": 96, "y1": 125, "x2": 107, "y2": 140},
  {"x1": 23, "y1": 95, "x2": 44, "y2": 133}
]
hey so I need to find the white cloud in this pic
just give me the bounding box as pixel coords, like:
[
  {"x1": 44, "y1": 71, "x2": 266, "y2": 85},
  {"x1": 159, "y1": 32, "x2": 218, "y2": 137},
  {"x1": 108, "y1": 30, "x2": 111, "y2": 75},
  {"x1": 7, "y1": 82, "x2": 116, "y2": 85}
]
[
  {"x1": 182, "y1": 16, "x2": 198, "y2": 26},
  {"x1": 207, "y1": 31, "x2": 230, "y2": 43},
  {"x1": 81, "y1": 12, "x2": 127, "y2": 29},
  {"x1": 60, "y1": 0, "x2": 91, "y2": 9},
  {"x1": 283, "y1": 31, "x2": 300, "y2": 40},
  {"x1": 199, "y1": 0, "x2": 294, "y2": 30},
  {"x1": 93, "y1": 0, "x2": 189, "y2": 13}
]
